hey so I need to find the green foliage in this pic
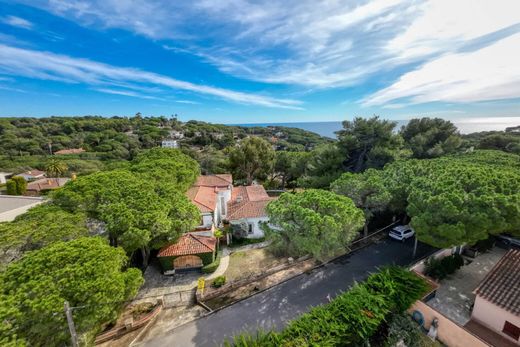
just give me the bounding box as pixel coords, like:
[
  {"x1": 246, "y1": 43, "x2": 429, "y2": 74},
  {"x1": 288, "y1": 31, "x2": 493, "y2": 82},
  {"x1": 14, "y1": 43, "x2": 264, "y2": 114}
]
[
  {"x1": 44, "y1": 158, "x2": 68, "y2": 177},
  {"x1": 202, "y1": 252, "x2": 221, "y2": 273},
  {"x1": 224, "y1": 266, "x2": 428, "y2": 347},
  {"x1": 6, "y1": 176, "x2": 27, "y2": 195},
  {"x1": 385, "y1": 314, "x2": 423, "y2": 347},
  {"x1": 212, "y1": 275, "x2": 226, "y2": 288},
  {"x1": 271, "y1": 151, "x2": 309, "y2": 189},
  {"x1": 380, "y1": 150, "x2": 520, "y2": 247},
  {"x1": 228, "y1": 137, "x2": 275, "y2": 185},
  {"x1": 297, "y1": 144, "x2": 344, "y2": 188},
  {"x1": 0, "y1": 204, "x2": 88, "y2": 267},
  {"x1": 337, "y1": 116, "x2": 404, "y2": 173},
  {"x1": 424, "y1": 254, "x2": 464, "y2": 280},
  {"x1": 265, "y1": 189, "x2": 365, "y2": 261},
  {"x1": 332, "y1": 169, "x2": 391, "y2": 236},
  {"x1": 0, "y1": 237, "x2": 143, "y2": 346},
  {"x1": 401, "y1": 118, "x2": 462, "y2": 158}
]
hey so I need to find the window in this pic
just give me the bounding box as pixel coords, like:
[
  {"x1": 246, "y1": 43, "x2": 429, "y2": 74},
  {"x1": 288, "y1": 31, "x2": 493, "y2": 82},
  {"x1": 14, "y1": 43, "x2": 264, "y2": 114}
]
[
  {"x1": 503, "y1": 321, "x2": 520, "y2": 340},
  {"x1": 220, "y1": 196, "x2": 226, "y2": 215},
  {"x1": 248, "y1": 223, "x2": 254, "y2": 234}
]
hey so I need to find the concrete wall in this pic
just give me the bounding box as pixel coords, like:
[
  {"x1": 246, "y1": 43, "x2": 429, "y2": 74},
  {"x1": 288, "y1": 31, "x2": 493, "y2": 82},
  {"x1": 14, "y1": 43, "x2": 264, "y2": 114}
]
[
  {"x1": 410, "y1": 247, "x2": 459, "y2": 274},
  {"x1": 472, "y1": 296, "x2": 520, "y2": 345},
  {"x1": 409, "y1": 300, "x2": 490, "y2": 347}
]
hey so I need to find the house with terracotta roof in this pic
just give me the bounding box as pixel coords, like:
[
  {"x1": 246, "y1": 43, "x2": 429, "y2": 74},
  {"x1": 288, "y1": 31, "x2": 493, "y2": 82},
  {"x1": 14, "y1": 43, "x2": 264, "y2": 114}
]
[
  {"x1": 157, "y1": 233, "x2": 216, "y2": 273},
  {"x1": 469, "y1": 249, "x2": 520, "y2": 345},
  {"x1": 185, "y1": 174, "x2": 274, "y2": 239},
  {"x1": 26, "y1": 177, "x2": 70, "y2": 195},
  {"x1": 54, "y1": 148, "x2": 85, "y2": 155},
  {"x1": 226, "y1": 185, "x2": 276, "y2": 239},
  {"x1": 17, "y1": 169, "x2": 46, "y2": 181}
]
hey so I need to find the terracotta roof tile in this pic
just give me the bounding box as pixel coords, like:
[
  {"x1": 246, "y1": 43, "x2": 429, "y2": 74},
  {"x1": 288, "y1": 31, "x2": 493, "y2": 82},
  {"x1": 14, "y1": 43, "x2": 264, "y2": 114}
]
[
  {"x1": 227, "y1": 185, "x2": 275, "y2": 220},
  {"x1": 158, "y1": 234, "x2": 216, "y2": 257},
  {"x1": 55, "y1": 148, "x2": 85, "y2": 155},
  {"x1": 26, "y1": 178, "x2": 70, "y2": 192},
  {"x1": 194, "y1": 174, "x2": 232, "y2": 187},
  {"x1": 186, "y1": 186, "x2": 217, "y2": 213},
  {"x1": 474, "y1": 249, "x2": 520, "y2": 314}
]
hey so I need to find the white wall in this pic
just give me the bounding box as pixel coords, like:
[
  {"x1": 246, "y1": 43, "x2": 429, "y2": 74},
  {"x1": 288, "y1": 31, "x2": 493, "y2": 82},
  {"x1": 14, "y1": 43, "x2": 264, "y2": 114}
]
[
  {"x1": 472, "y1": 295, "x2": 520, "y2": 345},
  {"x1": 243, "y1": 217, "x2": 269, "y2": 238},
  {"x1": 200, "y1": 213, "x2": 213, "y2": 228}
]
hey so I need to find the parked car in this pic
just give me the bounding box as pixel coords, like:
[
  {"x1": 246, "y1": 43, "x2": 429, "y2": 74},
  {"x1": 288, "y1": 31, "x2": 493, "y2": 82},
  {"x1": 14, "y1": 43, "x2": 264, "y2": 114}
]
[
  {"x1": 497, "y1": 234, "x2": 520, "y2": 248},
  {"x1": 389, "y1": 225, "x2": 415, "y2": 242}
]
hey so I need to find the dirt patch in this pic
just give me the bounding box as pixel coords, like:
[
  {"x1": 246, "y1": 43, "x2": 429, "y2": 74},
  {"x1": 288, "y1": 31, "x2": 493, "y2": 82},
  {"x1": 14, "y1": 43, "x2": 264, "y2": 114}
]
[
  {"x1": 224, "y1": 248, "x2": 286, "y2": 282},
  {"x1": 203, "y1": 257, "x2": 317, "y2": 310}
]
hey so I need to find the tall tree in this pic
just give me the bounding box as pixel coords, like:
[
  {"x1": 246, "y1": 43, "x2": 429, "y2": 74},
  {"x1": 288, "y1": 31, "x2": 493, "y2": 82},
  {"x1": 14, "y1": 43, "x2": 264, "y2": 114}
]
[
  {"x1": 298, "y1": 144, "x2": 344, "y2": 188},
  {"x1": 264, "y1": 189, "x2": 365, "y2": 261},
  {"x1": 400, "y1": 117, "x2": 462, "y2": 158},
  {"x1": 228, "y1": 136, "x2": 275, "y2": 185},
  {"x1": 336, "y1": 116, "x2": 403, "y2": 172},
  {"x1": 0, "y1": 237, "x2": 143, "y2": 346},
  {"x1": 272, "y1": 151, "x2": 309, "y2": 189},
  {"x1": 332, "y1": 169, "x2": 391, "y2": 238}
]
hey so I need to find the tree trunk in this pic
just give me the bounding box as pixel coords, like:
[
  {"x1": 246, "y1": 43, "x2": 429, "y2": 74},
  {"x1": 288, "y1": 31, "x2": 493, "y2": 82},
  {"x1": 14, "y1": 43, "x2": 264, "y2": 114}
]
[
  {"x1": 363, "y1": 222, "x2": 369, "y2": 239},
  {"x1": 141, "y1": 247, "x2": 149, "y2": 268},
  {"x1": 412, "y1": 235, "x2": 418, "y2": 259}
]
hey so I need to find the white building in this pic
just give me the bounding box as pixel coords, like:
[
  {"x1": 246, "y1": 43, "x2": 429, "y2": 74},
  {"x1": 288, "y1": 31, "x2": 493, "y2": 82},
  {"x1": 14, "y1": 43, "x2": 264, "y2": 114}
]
[
  {"x1": 0, "y1": 172, "x2": 13, "y2": 184},
  {"x1": 161, "y1": 139, "x2": 179, "y2": 148},
  {"x1": 185, "y1": 174, "x2": 274, "y2": 239}
]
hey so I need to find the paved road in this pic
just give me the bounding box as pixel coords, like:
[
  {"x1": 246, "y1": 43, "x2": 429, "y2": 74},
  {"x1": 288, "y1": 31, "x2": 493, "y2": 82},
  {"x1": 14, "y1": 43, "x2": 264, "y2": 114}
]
[{"x1": 142, "y1": 238, "x2": 436, "y2": 347}]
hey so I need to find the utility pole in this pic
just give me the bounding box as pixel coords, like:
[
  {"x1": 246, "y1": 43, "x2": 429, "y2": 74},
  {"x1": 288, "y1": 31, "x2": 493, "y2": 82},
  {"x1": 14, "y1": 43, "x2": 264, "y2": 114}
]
[
  {"x1": 412, "y1": 235, "x2": 418, "y2": 259},
  {"x1": 64, "y1": 301, "x2": 79, "y2": 347}
]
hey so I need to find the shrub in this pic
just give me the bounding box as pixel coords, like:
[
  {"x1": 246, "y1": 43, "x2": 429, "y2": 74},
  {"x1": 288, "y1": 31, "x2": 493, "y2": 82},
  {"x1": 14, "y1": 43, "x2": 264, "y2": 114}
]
[
  {"x1": 202, "y1": 254, "x2": 221, "y2": 273},
  {"x1": 212, "y1": 275, "x2": 226, "y2": 288},
  {"x1": 224, "y1": 266, "x2": 427, "y2": 346},
  {"x1": 6, "y1": 176, "x2": 27, "y2": 195},
  {"x1": 425, "y1": 253, "x2": 464, "y2": 280},
  {"x1": 385, "y1": 313, "x2": 422, "y2": 347}
]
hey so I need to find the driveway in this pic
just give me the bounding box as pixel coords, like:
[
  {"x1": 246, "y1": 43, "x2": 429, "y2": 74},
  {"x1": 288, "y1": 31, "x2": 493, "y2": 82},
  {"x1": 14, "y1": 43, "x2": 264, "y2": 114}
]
[{"x1": 141, "y1": 237, "x2": 436, "y2": 347}]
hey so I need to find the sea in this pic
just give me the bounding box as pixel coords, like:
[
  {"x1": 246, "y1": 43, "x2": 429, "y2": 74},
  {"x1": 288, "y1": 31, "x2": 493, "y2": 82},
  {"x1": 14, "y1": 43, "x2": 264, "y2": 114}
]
[{"x1": 236, "y1": 117, "x2": 520, "y2": 139}]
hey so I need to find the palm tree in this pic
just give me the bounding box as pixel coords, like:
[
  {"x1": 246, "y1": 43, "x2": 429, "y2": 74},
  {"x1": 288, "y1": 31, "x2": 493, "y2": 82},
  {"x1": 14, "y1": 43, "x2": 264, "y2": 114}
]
[
  {"x1": 45, "y1": 158, "x2": 68, "y2": 177},
  {"x1": 214, "y1": 229, "x2": 224, "y2": 252}
]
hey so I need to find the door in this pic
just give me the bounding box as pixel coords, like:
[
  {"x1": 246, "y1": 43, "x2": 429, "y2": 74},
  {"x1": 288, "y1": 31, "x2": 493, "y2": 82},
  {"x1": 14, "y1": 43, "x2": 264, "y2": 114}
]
[{"x1": 173, "y1": 255, "x2": 203, "y2": 269}]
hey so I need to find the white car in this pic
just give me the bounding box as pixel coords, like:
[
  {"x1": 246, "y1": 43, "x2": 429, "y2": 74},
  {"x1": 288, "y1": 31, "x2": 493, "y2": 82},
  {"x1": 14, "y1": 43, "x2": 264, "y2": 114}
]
[{"x1": 389, "y1": 225, "x2": 415, "y2": 241}]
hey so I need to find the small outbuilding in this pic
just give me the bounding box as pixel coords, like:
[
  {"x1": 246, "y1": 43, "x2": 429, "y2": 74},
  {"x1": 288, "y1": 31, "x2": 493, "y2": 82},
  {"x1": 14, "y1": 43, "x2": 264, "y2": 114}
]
[{"x1": 157, "y1": 234, "x2": 216, "y2": 274}]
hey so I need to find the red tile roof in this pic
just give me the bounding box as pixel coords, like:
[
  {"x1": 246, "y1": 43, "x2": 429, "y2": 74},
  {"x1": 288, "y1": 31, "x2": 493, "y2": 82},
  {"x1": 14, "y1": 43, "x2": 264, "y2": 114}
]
[
  {"x1": 186, "y1": 186, "x2": 217, "y2": 213},
  {"x1": 194, "y1": 174, "x2": 232, "y2": 187},
  {"x1": 26, "y1": 178, "x2": 70, "y2": 192},
  {"x1": 158, "y1": 234, "x2": 216, "y2": 257},
  {"x1": 54, "y1": 148, "x2": 85, "y2": 155},
  {"x1": 474, "y1": 249, "x2": 520, "y2": 314},
  {"x1": 227, "y1": 185, "x2": 275, "y2": 220}
]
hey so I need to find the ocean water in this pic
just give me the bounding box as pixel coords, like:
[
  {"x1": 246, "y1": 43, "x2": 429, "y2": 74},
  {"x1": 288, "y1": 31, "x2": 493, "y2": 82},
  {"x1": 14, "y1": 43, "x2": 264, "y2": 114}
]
[{"x1": 237, "y1": 117, "x2": 520, "y2": 139}]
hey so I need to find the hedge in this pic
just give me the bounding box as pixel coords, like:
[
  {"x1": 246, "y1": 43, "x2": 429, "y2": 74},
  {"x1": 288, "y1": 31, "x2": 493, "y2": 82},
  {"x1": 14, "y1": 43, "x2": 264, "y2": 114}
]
[
  {"x1": 224, "y1": 266, "x2": 428, "y2": 347},
  {"x1": 202, "y1": 251, "x2": 222, "y2": 273},
  {"x1": 424, "y1": 253, "x2": 464, "y2": 280}
]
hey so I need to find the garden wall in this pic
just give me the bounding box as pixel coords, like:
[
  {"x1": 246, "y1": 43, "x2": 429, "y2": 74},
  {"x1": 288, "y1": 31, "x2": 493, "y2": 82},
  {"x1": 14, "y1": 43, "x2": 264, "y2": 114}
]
[{"x1": 409, "y1": 300, "x2": 490, "y2": 347}]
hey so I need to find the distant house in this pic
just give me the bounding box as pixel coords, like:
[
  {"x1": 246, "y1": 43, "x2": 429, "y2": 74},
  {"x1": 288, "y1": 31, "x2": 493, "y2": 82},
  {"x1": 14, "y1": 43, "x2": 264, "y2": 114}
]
[
  {"x1": 0, "y1": 172, "x2": 13, "y2": 184},
  {"x1": 17, "y1": 169, "x2": 46, "y2": 181},
  {"x1": 157, "y1": 234, "x2": 216, "y2": 274},
  {"x1": 469, "y1": 249, "x2": 520, "y2": 345},
  {"x1": 161, "y1": 139, "x2": 179, "y2": 148},
  {"x1": 169, "y1": 130, "x2": 184, "y2": 139},
  {"x1": 54, "y1": 148, "x2": 85, "y2": 155},
  {"x1": 26, "y1": 177, "x2": 70, "y2": 195}
]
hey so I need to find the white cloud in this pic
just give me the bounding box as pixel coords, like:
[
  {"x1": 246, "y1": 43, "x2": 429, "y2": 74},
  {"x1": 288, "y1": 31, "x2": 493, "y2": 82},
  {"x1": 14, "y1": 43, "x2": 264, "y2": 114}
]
[
  {"x1": 14, "y1": 0, "x2": 520, "y2": 106},
  {"x1": 94, "y1": 88, "x2": 163, "y2": 100},
  {"x1": 0, "y1": 44, "x2": 302, "y2": 109},
  {"x1": 362, "y1": 33, "x2": 520, "y2": 106},
  {"x1": 175, "y1": 100, "x2": 200, "y2": 105},
  {"x1": 1, "y1": 15, "x2": 33, "y2": 30}
]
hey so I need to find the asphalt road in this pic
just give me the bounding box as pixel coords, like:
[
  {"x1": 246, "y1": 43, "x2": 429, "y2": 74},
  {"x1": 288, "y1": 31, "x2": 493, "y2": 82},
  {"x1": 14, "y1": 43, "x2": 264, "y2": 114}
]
[{"x1": 143, "y1": 237, "x2": 437, "y2": 347}]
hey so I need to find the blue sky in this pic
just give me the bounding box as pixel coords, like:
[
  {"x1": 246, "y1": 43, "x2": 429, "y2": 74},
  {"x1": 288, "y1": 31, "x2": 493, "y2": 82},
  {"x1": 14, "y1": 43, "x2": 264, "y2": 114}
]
[{"x1": 0, "y1": 0, "x2": 519, "y2": 124}]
